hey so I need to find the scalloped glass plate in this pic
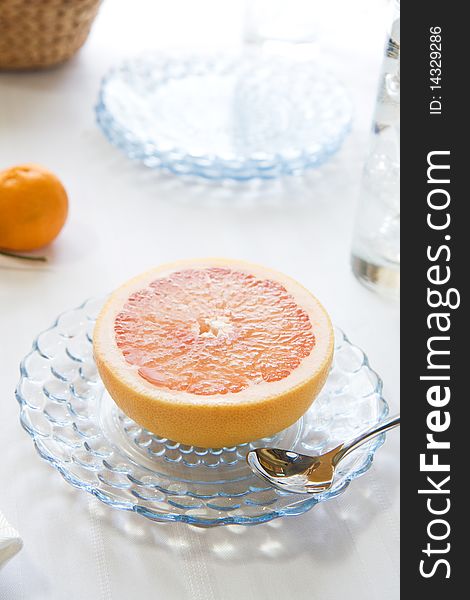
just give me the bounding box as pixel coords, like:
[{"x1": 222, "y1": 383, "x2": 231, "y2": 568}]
[
  {"x1": 16, "y1": 298, "x2": 388, "y2": 527},
  {"x1": 96, "y1": 54, "x2": 352, "y2": 180}
]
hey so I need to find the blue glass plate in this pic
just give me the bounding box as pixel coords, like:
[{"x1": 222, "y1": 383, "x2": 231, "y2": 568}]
[
  {"x1": 16, "y1": 298, "x2": 387, "y2": 527},
  {"x1": 96, "y1": 54, "x2": 353, "y2": 180}
]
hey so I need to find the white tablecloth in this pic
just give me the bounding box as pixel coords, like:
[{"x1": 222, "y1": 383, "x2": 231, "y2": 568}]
[{"x1": 0, "y1": 1, "x2": 399, "y2": 598}]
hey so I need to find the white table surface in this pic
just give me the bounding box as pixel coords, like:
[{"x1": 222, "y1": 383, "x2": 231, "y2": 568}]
[{"x1": 0, "y1": 1, "x2": 399, "y2": 598}]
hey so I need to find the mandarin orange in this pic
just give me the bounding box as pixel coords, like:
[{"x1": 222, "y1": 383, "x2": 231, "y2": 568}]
[{"x1": 0, "y1": 164, "x2": 68, "y2": 251}]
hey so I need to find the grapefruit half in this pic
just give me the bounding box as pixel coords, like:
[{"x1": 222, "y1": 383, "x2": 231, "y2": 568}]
[{"x1": 93, "y1": 259, "x2": 334, "y2": 447}]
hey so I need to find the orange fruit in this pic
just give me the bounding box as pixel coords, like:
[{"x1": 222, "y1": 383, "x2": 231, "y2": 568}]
[
  {"x1": 0, "y1": 164, "x2": 68, "y2": 251},
  {"x1": 93, "y1": 259, "x2": 334, "y2": 447}
]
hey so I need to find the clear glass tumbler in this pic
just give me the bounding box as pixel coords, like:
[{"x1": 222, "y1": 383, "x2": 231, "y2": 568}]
[
  {"x1": 243, "y1": 0, "x2": 320, "y2": 46},
  {"x1": 351, "y1": 0, "x2": 400, "y2": 298}
]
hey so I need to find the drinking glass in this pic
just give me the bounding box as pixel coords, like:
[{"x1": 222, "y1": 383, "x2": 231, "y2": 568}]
[
  {"x1": 351, "y1": 0, "x2": 400, "y2": 298},
  {"x1": 244, "y1": 0, "x2": 319, "y2": 46}
]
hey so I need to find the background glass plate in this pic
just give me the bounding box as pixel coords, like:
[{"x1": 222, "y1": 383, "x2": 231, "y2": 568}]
[
  {"x1": 16, "y1": 298, "x2": 388, "y2": 527},
  {"x1": 96, "y1": 54, "x2": 353, "y2": 180}
]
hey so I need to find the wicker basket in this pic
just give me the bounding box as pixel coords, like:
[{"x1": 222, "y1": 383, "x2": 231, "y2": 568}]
[{"x1": 0, "y1": 0, "x2": 101, "y2": 70}]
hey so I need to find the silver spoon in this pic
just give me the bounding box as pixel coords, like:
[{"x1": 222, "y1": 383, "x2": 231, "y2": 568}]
[{"x1": 246, "y1": 414, "x2": 400, "y2": 494}]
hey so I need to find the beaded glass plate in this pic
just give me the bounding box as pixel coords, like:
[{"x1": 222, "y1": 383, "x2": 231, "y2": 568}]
[
  {"x1": 96, "y1": 54, "x2": 352, "y2": 180},
  {"x1": 16, "y1": 298, "x2": 388, "y2": 527}
]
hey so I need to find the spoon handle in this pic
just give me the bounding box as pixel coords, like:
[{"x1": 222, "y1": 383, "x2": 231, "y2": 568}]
[{"x1": 333, "y1": 414, "x2": 400, "y2": 465}]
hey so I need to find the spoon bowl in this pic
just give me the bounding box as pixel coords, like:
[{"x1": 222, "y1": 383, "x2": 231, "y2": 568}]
[{"x1": 247, "y1": 415, "x2": 400, "y2": 494}]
